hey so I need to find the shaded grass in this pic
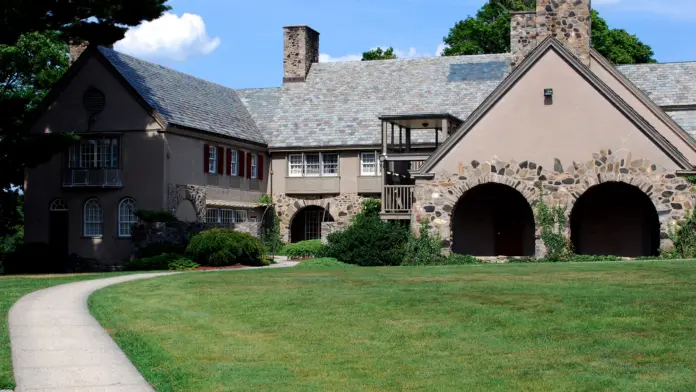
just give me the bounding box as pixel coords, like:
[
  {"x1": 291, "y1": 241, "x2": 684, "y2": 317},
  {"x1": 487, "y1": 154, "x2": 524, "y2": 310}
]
[
  {"x1": 0, "y1": 272, "x2": 133, "y2": 389},
  {"x1": 90, "y1": 261, "x2": 696, "y2": 391}
]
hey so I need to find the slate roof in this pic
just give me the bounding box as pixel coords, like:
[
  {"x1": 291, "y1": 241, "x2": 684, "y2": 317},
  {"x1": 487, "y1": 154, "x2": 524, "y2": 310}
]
[
  {"x1": 264, "y1": 54, "x2": 512, "y2": 148},
  {"x1": 617, "y1": 62, "x2": 696, "y2": 107},
  {"x1": 97, "y1": 47, "x2": 265, "y2": 144},
  {"x1": 236, "y1": 88, "x2": 282, "y2": 136}
]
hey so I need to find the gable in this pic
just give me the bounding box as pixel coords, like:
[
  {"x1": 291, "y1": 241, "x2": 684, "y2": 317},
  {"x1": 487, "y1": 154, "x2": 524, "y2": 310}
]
[
  {"x1": 423, "y1": 41, "x2": 691, "y2": 175},
  {"x1": 31, "y1": 55, "x2": 163, "y2": 135}
]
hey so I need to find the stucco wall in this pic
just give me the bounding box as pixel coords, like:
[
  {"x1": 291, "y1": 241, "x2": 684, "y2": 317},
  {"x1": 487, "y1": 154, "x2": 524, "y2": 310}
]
[{"x1": 432, "y1": 49, "x2": 682, "y2": 174}]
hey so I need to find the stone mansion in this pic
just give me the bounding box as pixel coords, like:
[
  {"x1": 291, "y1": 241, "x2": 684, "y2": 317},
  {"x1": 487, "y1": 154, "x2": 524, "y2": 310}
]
[{"x1": 25, "y1": 0, "x2": 696, "y2": 264}]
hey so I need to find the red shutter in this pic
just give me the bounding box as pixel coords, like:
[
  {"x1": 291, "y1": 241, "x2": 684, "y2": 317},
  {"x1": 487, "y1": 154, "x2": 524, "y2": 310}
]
[
  {"x1": 239, "y1": 151, "x2": 246, "y2": 178},
  {"x1": 203, "y1": 144, "x2": 210, "y2": 173},
  {"x1": 217, "y1": 146, "x2": 224, "y2": 174},
  {"x1": 247, "y1": 153, "x2": 252, "y2": 179},
  {"x1": 258, "y1": 155, "x2": 264, "y2": 181},
  {"x1": 226, "y1": 149, "x2": 233, "y2": 175}
]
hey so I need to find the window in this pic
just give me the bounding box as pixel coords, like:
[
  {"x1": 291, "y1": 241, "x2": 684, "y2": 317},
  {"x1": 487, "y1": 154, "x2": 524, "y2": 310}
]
[
  {"x1": 118, "y1": 198, "x2": 137, "y2": 237},
  {"x1": 205, "y1": 208, "x2": 235, "y2": 224},
  {"x1": 221, "y1": 209, "x2": 235, "y2": 224},
  {"x1": 83, "y1": 198, "x2": 103, "y2": 237},
  {"x1": 251, "y1": 154, "x2": 258, "y2": 179},
  {"x1": 50, "y1": 199, "x2": 68, "y2": 211},
  {"x1": 205, "y1": 208, "x2": 219, "y2": 223},
  {"x1": 69, "y1": 137, "x2": 119, "y2": 168},
  {"x1": 230, "y1": 151, "x2": 238, "y2": 176},
  {"x1": 208, "y1": 146, "x2": 217, "y2": 174},
  {"x1": 235, "y1": 210, "x2": 248, "y2": 223},
  {"x1": 361, "y1": 152, "x2": 381, "y2": 176},
  {"x1": 287, "y1": 153, "x2": 341, "y2": 177}
]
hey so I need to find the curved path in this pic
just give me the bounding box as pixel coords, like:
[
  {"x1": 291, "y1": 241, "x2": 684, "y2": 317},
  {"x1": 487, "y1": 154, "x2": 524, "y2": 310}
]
[{"x1": 8, "y1": 273, "x2": 175, "y2": 392}]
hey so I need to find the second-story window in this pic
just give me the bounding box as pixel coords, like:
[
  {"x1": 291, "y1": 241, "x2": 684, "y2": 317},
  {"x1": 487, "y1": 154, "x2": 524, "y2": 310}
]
[
  {"x1": 208, "y1": 146, "x2": 217, "y2": 174},
  {"x1": 288, "y1": 153, "x2": 340, "y2": 177},
  {"x1": 361, "y1": 151, "x2": 381, "y2": 176},
  {"x1": 69, "y1": 137, "x2": 120, "y2": 168},
  {"x1": 230, "y1": 150, "x2": 238, "y2": 176},
  {"x1": 251, "y1": 154, "x2": 258, "y2": 179}
]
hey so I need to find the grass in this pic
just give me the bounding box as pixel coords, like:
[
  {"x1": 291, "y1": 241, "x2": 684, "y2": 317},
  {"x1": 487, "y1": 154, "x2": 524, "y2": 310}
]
[
  {"x1": 0, "y1": 272, "x2": 133, "y2": 389},
  {"x1": 89, "y1": 260, "x2": 696, "y2": 392}
]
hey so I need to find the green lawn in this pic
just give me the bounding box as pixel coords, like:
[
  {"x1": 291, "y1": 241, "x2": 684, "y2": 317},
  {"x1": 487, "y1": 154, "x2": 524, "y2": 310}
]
[
  {"x1": 0, "y1": 272, "x2": 132, "y2": 389},
  {"x1": 90, "y1": 261, "x2": 696, "y2": 392}
]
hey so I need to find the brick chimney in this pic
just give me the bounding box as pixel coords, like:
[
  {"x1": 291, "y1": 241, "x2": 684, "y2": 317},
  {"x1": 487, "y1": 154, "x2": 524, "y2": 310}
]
[
  {"x1": 510, "y1": 0, "x2": 592, "y2": 67},
  {"x1": 283, "y1": 26, "x2": 320, "y2": 83}
]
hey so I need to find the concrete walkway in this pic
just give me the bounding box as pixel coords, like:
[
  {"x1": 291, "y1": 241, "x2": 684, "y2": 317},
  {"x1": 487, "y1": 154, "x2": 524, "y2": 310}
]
[{"x1": 8, "y1": 262, "x2": 299, "y2": 392}]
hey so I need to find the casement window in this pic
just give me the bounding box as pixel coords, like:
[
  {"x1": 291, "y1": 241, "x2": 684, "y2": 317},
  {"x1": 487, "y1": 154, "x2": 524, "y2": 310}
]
[
  {"x1": 208, "y1": 145, "x2": 217, "y2": 174},
  {"x1": 288, "y1": 153, "x2": 340, "y2": 177},
  {"x1": 69, "y1": 137, "x2": 120, "y2": 168},
  {"x1": 83, "y1": 198, "x2": 103, "y2": 237},
  {"x1": 118, "y1": 198, "x2": 137, "y2": 237},
  {"x1": 251, "y1": 154, "x2": 258, "y2": 179},
  {"x1": 360, "y1": 151, "x2": 382, "y2": 176},
  {"x1": 204, "y1": 145, "x2": 224, "y2": 174},
  {"x1": 205, "y1": 208, "x2": 240, "y2": 224}
]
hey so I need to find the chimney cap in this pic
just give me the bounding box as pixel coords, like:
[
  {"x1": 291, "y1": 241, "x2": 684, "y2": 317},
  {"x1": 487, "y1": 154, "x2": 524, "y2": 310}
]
[{"x1": 283, "y1": 25, "x2": 320, "y2": 34}]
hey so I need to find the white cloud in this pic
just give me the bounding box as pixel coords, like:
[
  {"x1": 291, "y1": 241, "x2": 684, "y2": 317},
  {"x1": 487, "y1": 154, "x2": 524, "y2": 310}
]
[
  {"x1": 114, "y1": 12, "x2": 221, "y2": 61},
  {"x1": 320, "y1": 43, "x2": 446, "y2": 63}
]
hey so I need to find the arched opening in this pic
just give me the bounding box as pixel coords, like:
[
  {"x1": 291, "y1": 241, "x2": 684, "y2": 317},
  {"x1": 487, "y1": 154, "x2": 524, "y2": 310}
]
[
  {"x1": 571, "y1": 182, "x2": 660, "y2": 257},
  {"x1": 290, "y1": 206, "x2": 334, "y2": 243},
  {"x1": 49, "y1": 199, "x2": 69, "y2": 257},
  {"x1": 451, "y1": 183, "x2": 535, "y2": 257},
  {"x1": 175, "y1": 200, "x2": 197, "y2": 222}
]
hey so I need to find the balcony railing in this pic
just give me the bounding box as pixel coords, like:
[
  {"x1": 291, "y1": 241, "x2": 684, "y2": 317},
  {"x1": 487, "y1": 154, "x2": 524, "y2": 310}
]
[
  {"x1": 63, "y1": 168, "x2": 123, "y2": 188},
  {"x1": 382, "y1": 185, "x2": 415, "y2": 215}
]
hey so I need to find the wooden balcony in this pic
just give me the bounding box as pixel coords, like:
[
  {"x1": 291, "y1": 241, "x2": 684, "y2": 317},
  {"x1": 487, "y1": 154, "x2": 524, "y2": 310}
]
[
  {"x1": 381, "y1": 185, "x2": 415, "y2": 220},
  {"x1": 62, "y1": 168, "x2": 123, "y2": 188}
]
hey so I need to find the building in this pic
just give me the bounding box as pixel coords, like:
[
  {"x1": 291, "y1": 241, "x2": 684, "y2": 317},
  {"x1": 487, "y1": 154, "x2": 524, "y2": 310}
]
[{"x1": 25, "y1": 0, "x2": 696, "y2": 265}]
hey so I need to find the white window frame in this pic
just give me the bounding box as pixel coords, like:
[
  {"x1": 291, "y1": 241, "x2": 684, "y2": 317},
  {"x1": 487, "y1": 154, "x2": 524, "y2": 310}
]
[
  {"x1": 287, "y1": 152, "x2": 341, "y2": 177},
  {"x1": 208, "y1": 145, "x2": 217, "y2": 174},
  {"x1": 235, "y1": 210, "x2": 248, "y2": 223},
  {"x1": 69, "y1": 137, "x2": 120, "y2": 169},
  {"x1": 83, "y1": 198, "x2": 103, "y2": 237},
  {"x1": 118, "y1": 198, "x2": 138, "y2": 237},
  {"x1": 251, "y1": 154, "x2": 258, "y2": 179},
  {"x1": 360, "y1": 151, "x2": 381, "y2": 176},
  {"x1": 205, "y1": 208, "x2": 220, "y2": 223},
  {"x1": 230, "y1": 150, "x2": 238, "y2": 176}
]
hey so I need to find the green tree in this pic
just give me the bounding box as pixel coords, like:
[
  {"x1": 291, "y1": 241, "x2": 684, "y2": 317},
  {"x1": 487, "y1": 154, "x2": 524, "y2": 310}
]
[
  {"x1": 442, "y1": 0, "x2": 655, "y2": 64},
  {"x1": 362, "y1": 47, "x2": 397, "y2": 61}
]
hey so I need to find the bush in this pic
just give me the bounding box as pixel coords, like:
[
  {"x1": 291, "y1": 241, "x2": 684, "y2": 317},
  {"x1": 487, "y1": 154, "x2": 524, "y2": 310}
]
[
  {"x1": 2, "y1": 242, "x2": 63, "y2": 274},
  {"x1": 666, "y1": 209, "x2": 696, "y2": 259},
  {"x1": 295, "y1": 258, "x2": 356, "y2": 269},
  {"x1": 402, "y1": 220, "x2": 445, "y2": 266},
  {"x1": 444, "y1": 254, "x2": 481, "y2": 265},
  {"x1": 123, "y1": 254, "x2": 199, "y2": 271},
  {"x1": 282, "y1": 240, "x2": 325, "y2": 260},
  {"x1": 139, "y1": 242, "x2": 187, "y2": 258},
  {"x1": 566, "y1": 254, "x2": 623, "y2": 262},
  {"x1": 135, "y1": 210, "x2": 179, "y2": 223},
  {"x1": 186, "y1": 229, "x2": 267, "y2": 267},
  {"x1": 168, "y1": 257, "x2": 200, "y2": 271},
  {"x1": 322, "y1": 205, "x2": 409, "y2": 266}
]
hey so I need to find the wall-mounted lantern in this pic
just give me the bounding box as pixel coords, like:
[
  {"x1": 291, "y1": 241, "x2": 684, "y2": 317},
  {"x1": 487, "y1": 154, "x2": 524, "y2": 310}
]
[{"x1": 544, "y1": 88, "x2": 553, "y2": 97}]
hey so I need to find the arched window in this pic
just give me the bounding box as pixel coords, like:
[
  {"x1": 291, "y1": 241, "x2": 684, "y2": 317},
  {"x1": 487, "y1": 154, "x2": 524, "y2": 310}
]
[
  {"x1": 50, "y1": 199, "x2": 68, "y2": 211},
  {"x1": 83, "y1": 198, "x2": 103, "y2": 237},
  {"x1": 118, "y1": 198, "x2": 138, "y2": 237}
]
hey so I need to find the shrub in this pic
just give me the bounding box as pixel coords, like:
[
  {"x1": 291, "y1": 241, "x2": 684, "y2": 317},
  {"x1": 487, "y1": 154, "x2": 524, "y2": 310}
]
[
  {"x1": 168, "y1": 257, "x2": 200, "y2": 271},
  {"x1": 2, "y1": 242, "x2": 62, "y2": 274},
  {"x1": 123, "y1": 254, "x2": 176, "y2": 271},
  {"x1": 402, "y1": 220, "x2": 446, "y2": 266},
  {"x1": 666, "y1": 209, "x2": 696, "y2": 259},
  {"x1": 139, "y1": 242, "x2": 187, "y2": 258},
  {"x1": 261, "y1": 207, "x2": 284, "y2": 254},
  {"x1": 295, "y1": 258, "x2": 356, "y2": 269},
  {"x1": 186, "y1": 229, "x2": 267, "y2": 267},
  {"x1": 534, "y1": 191, "x2": 570, "y2": 262},
  {"x1": 444, "y1": 254, "x2": 481, "y2": 265},
  {"x1": 567, "y1": 254, "x2": 623, "y2": 262},
  {"x1": 322, "y1": 204, "x2": 409, "y2": 266},
  {"x1": 135, "y1": 210, "x2": 179, "y2": 223},
  {"x1": 282, "y1": 240, "x2": 325, "y2": 260}
]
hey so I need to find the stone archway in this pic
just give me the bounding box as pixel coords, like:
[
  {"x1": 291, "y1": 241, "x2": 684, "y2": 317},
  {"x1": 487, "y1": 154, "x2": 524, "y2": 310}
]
[
  {"x1": 290, "y1": 205, "x2": 335, "y2": 243},
  {"x1": 570, "y1": 182, "x2": 660, "y2": 257},
  {"x1": 451, "y1": 183, "x2": 536, "y2": 256}
]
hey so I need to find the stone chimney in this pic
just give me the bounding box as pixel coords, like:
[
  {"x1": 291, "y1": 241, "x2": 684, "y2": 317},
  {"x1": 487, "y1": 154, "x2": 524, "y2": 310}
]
[
  {"x1": 283, "y1": 26, "x2": 320, "y2": 83},
  {"x1": 510, "y1": 0, "x2": 592, "y2": 67},
  {"x1": 69, "y1": 42, "x2": 89, "y2": 66}
]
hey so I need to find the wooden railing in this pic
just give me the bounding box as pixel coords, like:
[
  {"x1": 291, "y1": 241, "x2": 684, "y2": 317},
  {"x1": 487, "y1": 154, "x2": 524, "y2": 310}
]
[
  {"x1": 62, "y1": 168, "x2": 123, "y2": 188},
  {"x1": 383, "y1": 185, "x2": 415, "y2": 214}
]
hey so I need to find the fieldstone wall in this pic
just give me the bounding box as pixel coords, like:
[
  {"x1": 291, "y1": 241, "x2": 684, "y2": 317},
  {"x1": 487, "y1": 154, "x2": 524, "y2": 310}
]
[
  {"x1": 283, "y1": 26, "x2": 320, "y2": 82},
  {"x1": 536, "y1": 0, "x2": 591, "y2": 66},
  {"x1": 274, "y1": 193, "x2": 368, "y2": 242},
  {"x1": 510, "y1": 11, "x2": 538, "y2": 68},
  {"x1": 413, "y1": 150, "x2": 695, "y2": 257},
  {"x1": 168, "y1": 184, "x2": 207, "y2": 221}
]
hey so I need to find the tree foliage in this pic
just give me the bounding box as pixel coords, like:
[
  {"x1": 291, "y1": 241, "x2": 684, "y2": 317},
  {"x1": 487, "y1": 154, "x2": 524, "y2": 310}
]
[
  {"x1": 442, "y1": 0, "x2": 655, "y2": 64},
  {"x1": 362, "y1": 47, "x2": 397, "y2": 61}
]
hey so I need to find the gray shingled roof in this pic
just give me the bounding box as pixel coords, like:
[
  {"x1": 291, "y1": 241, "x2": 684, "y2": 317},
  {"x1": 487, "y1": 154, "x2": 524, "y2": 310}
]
[
  {"x1": 97, "y1": 47, "x2": 265, "y2": 144},
  {"x1": 236, "y1": 88, "x2": 282, "y2": 136},
  {"x1": 617, "y1": 62, "x2": 696, "y2": 107},
  {"x1": 264, "y1": 54, "x2": 512, "y2": 148}
]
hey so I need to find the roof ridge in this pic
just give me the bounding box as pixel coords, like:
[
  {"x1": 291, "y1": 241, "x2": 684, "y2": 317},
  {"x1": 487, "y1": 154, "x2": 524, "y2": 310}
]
[{"x1": 316, "y1": 52, "x2": 511, "y2": 66}]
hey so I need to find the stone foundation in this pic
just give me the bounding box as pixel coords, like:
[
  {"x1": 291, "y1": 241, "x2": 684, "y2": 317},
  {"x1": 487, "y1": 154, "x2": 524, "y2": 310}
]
[
  {"x1": 414, "y1": 150, "x2": 695, "y2": 258},
  {"x1": 274, "y1": 193, "x2": 369, "y2": 242}
]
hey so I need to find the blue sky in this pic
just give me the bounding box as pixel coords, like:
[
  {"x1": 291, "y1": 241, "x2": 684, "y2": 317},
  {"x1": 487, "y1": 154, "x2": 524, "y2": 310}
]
[{"x1": 114, "y1": 0, "x2": 696, "y2": 89}]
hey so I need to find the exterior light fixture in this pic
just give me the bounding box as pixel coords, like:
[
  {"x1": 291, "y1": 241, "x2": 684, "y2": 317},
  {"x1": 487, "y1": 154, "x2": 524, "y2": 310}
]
[{"x1": 544, "y1": 88, "x2": 553, "y2": 97}]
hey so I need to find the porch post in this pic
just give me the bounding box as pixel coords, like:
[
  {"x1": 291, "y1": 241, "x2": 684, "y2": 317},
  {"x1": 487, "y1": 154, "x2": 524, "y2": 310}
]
[{"x1": 405, "y1": 127, "x2": 411, "y2": 152}]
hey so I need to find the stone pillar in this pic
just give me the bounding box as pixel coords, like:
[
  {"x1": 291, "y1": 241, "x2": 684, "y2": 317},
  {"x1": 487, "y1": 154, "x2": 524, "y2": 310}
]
[
  {"x1": 510, "y1": 11, "x2": 538, "y2": 68},
  {"x1": 536, "y1": 0, "x2": 592, "y2": 66},
  {"x1": 283, "y1": 26, "x2": 320, "y2": 83}
]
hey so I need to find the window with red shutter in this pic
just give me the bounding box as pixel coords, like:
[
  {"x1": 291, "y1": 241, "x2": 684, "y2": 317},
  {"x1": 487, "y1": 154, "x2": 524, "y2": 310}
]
[
  {"x1": 203, "y1": 144, "x2": 210, "y2": 173},
  {"x1": 258, "y1": 155, "x2": 264, "y2": 181},
  {"x1": 226, "y1": 149, "x2": 232, "y2": 175},
  {"x1": 217, "y1": 146, "x2": 224, "y2": 174},
  {"x1": 247, "y1": 153, "x2": 252, "y2": 179}
]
